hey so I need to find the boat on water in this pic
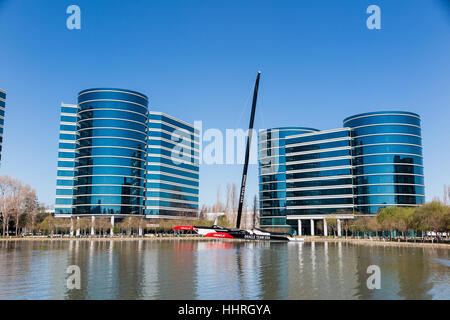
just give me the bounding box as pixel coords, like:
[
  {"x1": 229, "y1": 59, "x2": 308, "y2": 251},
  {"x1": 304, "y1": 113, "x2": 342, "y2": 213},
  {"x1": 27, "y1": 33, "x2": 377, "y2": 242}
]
[
  {"x1": 173, "y1": 218, "x2": 302, "y2": 242},
  {"x1": 173, "y1": 72, "x2": 304, "y2": 242}
]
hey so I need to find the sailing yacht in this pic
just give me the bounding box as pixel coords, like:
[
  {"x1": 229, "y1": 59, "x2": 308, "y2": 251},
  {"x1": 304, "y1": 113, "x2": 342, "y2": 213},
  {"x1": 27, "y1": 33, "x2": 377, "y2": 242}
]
[{"x1": 173, "y1": 72, "x2": 304, "y2": 242}]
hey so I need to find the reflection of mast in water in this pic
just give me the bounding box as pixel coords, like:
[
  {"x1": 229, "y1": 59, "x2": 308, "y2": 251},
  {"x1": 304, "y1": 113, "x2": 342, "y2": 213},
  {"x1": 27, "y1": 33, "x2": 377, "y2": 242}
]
[
  {"x1": 311, "y1": 242, "x2": 316, "y2": 291},
  {"x1": 237, "y1": 242, "x2": 263, "y2": 299},
  {"x1": 235, "y1": 243, "x2": 245, "y2": 299},
  {"x1": 258, "y1": 243, "x2": 289, "y2": 299}
]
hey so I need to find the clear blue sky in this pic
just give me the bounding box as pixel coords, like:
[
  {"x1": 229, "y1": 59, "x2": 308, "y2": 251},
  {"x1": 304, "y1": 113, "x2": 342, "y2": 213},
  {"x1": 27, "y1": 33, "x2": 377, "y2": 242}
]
[{"x1": 0, "y1": 0, "x2": 449, "y2": 208}]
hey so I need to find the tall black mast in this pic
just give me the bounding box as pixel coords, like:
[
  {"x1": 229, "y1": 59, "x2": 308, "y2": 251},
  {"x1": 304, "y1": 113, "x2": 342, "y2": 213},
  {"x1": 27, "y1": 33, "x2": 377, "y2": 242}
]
[{"x1": 236, "y1": 71, "x2": 261, "y2": 229}]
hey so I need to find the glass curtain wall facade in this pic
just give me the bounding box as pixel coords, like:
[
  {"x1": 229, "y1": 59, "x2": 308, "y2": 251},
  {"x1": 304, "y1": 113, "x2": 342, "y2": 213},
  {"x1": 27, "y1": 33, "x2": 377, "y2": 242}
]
[
  {"x1": 259, "y1": 127, "x2": 318, "y2": 231},
  {"x1": 284, "y1": 128, "x2": 354, "y2": 231},
  {"x1": 55, "y1": 88, "x2": 199, "y2": 219},
  {"x1": 258, "y1": 111, "x2": 425, "y2": 234},
  {"x1": 0, "y1": 89, "x2": 5, "y2": 164},
  {"x1": 75, "y1": 89, "x2": 148, "y2": 215},
  {"x1": 55, "y1": 103, "x2": 78, "y2": 216},
  {"x1": 344, "y1": 111, "x2": 425, "y2": 214},
  {"x1": 145, "y1": 112, "x2": 199, "y2": 218}
]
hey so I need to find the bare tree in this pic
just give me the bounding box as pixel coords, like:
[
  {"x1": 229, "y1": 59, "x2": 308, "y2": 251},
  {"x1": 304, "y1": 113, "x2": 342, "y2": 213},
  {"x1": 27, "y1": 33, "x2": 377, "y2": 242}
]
[
  {"x1": 11, "y1": 181, "x2": 36, "y2": 236},
  {"x1": 0, "y1": 176, "x2": 36, "y2": 236},
  {"x1": 199, "y1": 204, "x2": 208, "y2": 220},
  {"x1": 94, "y1": 218, "x2": 111, "y2": 235},
  {"x1": 229, "y1": 183, "x2": 238, "y2": 223},
  {"x1": 252, "y1": 194, "x2": 258, "y2": 228},
  {"x1": 132, "y1": 216, "x2": 146, "y2": 236},
  {"x1": 325, "y1": 215, "x2": 337, "y2": 236},
  {"x1": 75, "y1": 218, "x2": 91, "y2": 235},
  {"x1": 447, "y1": 185, "x2": 450, "y2": 205},
  {"x1": 443, "y1": 184, "x2": 449, "y2": 205},
  {"x1": 215, "y1": 185, "x2": 223, "y2": 212},
  {"x1": 118, "y1": 217, "x2": 138, "y2": 235},
  {"x1": 0, "y1": 176, "x2": 14, "y2": 236},
  {"x1": 26, "y1": 202, "x2": 45, "y2": 234},
  {"x1": 225, "y1": 183, "x2": 231, "y2": 214}
]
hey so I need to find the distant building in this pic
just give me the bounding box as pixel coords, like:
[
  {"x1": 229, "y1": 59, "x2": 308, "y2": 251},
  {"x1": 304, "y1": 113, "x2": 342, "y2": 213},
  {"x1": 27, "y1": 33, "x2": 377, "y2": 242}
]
[
  {"x1": 259, "y1": 111, "x2": 425, "y2": 235},
  {"x1": 0, "y1": 89, "x2": 5, "y2": 164},
  {"x1": 55, "y1": 88, "x2": 199, "y2": 222}
]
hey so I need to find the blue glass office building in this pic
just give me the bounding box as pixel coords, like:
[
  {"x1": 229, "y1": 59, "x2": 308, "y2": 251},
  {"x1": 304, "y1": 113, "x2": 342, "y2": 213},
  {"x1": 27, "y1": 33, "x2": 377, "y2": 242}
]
[
  {"x1": 344, "y1": 111, "x2": 425, "y2": 214},
  {"x1": 55, "y1": 103, "x2": 78, "y2": 215},
  {"x1": 258, "y1": 111, "x2": 425, "y2": 235},
  {"x1": 259, "y1": 127, "x2": 319, "y2": 230},
  {"x1": 0, "y1": 89, "x2": 5, "y2": 164},
  {"x1": 55, "y1": 88, "x2": 199, "y2": 219},
  {"x1": 145, "y1": 112, "x2": 199, "y2": 218}
]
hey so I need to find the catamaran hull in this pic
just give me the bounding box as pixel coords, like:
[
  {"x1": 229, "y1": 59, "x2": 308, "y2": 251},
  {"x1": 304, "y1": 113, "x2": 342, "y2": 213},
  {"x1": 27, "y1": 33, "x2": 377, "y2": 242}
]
[{"x1": 173, "y1": 225, "x2": 304, "y2": 241}]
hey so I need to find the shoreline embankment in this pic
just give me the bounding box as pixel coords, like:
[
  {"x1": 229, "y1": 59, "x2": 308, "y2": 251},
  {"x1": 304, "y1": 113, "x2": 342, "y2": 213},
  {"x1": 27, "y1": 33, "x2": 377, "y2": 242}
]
[{"x1": 0, "y1": 236, "x2": 449, "y2": 249}]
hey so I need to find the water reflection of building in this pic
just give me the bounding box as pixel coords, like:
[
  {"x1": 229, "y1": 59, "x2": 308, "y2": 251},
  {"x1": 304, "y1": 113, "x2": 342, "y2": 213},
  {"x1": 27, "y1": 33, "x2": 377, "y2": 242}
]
[
  {"x1": 0, "y1": 241, "x2": 447, "y2": 299},
  {"x1": 284, "y1": 242, "x2": 359, "y2": 299}
]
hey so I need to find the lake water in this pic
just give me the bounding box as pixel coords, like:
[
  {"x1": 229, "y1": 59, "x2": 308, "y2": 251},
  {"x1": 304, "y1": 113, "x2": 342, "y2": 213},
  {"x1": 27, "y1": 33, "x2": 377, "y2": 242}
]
[{"x1": 0, "y1": 240, "x2": 448, "y2": 300}]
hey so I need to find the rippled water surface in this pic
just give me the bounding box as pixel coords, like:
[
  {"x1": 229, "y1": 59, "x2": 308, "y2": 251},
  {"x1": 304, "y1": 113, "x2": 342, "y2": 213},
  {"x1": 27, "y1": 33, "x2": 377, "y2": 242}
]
[{"x1": 0, "y1": 240, "x2": 448, "y2": 300}]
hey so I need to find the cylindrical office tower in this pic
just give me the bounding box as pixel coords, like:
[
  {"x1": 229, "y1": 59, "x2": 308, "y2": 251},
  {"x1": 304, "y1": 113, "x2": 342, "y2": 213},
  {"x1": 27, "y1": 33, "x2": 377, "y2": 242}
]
[
  {"x1": 74, "y1": 88, "x2": 149, "y2": 215},
  {"x1": 344, "y1": 111, "x2": 425, "y2": 214},
  {"x1": 259, "y1": 127, "x2": 319, "y2": 231}
]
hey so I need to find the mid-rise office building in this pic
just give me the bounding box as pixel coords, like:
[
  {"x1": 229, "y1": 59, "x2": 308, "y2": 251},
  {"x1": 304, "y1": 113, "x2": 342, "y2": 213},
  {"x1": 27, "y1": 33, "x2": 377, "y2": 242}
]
[
  {"x1": 0, "y1": 89, "x2": 5, "y2": 164},
  {"x1": 259, "y1": 127, "x2": 318, "y2": 226},
  {"x1": 145, "y1": 111, "x2": 199, "y2": 218},
  {"x1": 344, "y1": 111, "x2": 424, "y2": 214},
  {"x1": 55, "y1": 88, "x2": 199, "y2": 221},
  {"x1": 258, "y1": 111, "x2": 425, "y2": 235}
]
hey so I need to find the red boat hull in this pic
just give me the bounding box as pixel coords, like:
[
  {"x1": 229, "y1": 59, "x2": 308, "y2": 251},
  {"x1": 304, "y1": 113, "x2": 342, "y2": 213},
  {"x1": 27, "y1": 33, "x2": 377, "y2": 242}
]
[{"x1": 204, "y1": 232, "x2": 235, "y2": 239}]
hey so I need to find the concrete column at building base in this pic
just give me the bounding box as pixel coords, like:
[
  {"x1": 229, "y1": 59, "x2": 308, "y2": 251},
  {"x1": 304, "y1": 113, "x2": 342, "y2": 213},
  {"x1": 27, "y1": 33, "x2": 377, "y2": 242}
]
[
  {"x1": 337, "y1": 218, "x2": 342, "y2": 237},
  {"x1": 91, "y1": 216, "x2": 95, "y2": 236},
  {"x1": 76, "y1": 216, "x2": 80, "y2": 236},
  {"x1": 297, "y1": 219, "x2": 302, "y2": 236},
  {"x1": 310, "y1": 219, "x2": 315, "y2": 236},
  {"x1": 110, "y1": 216, "x2": 115, "y2": 236},
  {"x1": 323, "y1": 218, "x2": 328, "y2": 236},
  {"x1": 70, "y1": 218, "x2": 74, "y2": 237}
]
